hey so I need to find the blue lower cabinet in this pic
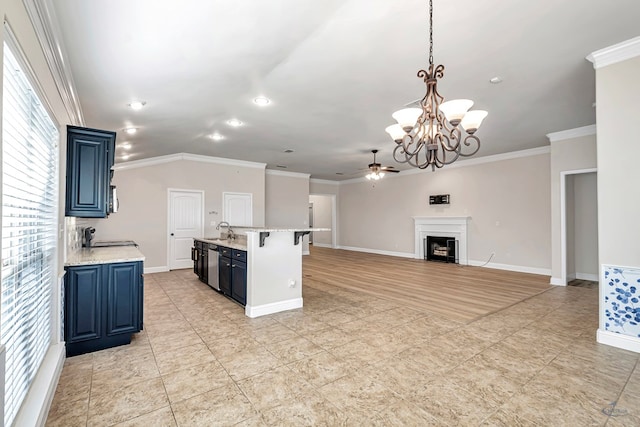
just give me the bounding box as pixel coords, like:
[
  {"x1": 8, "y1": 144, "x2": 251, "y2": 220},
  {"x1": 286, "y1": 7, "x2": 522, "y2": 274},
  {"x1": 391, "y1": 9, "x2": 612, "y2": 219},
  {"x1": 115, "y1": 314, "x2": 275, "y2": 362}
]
[
  {"x1": 219, "y1": 247, "x2": 247, "y2": 306},
  {"x1": 231, "y1": 260, "x2": 247, "y2": 306},
  {"x1": 65, "y1": 265, "x2": 103, "y2": 343},
  {"x1": 65, "y1": 261, "x2": 143, "y2": 356}
]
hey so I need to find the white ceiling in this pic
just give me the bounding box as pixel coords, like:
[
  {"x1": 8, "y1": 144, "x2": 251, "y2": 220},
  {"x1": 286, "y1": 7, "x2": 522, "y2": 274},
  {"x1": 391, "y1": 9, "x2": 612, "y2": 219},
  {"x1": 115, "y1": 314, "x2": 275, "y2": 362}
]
[{"x1": 50, "y1": 0, "x2": 640, "y2": 180}]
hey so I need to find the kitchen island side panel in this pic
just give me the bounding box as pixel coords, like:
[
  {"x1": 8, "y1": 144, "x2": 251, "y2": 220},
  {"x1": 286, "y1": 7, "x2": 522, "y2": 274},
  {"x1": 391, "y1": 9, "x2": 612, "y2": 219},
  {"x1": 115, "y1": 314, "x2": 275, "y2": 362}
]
[{"x1": 245, "y1": 231, "x2": 303, "y2": 315}]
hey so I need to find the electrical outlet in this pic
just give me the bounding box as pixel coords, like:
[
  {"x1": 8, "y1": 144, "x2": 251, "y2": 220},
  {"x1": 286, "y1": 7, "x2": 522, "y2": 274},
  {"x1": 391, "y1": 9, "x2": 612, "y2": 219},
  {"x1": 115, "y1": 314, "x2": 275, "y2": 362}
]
[{"x1": 288, "y1": 279, "x2": 296, "y2": 288}]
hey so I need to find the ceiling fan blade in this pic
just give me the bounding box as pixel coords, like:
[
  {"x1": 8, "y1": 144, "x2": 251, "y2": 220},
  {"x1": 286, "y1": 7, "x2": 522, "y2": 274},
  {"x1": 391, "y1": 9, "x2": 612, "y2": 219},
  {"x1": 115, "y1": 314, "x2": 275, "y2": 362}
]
[
  {"x1": 380, "y1": 166, "x2": 396, "y2": 170},
  {"x1": 385, "y1": 169, "x2": 400, "y2": 173}
]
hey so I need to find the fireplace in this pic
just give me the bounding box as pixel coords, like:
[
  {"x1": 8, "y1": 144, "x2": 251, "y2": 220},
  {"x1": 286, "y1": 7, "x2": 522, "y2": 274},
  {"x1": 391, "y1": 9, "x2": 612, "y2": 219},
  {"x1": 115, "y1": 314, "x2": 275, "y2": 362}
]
[
  {"x1": 425, "y1": 236, "x2": 457, "y2": 263},
  {"x1": 413, "y1": 216, "x2": 469, "y2": 264}
]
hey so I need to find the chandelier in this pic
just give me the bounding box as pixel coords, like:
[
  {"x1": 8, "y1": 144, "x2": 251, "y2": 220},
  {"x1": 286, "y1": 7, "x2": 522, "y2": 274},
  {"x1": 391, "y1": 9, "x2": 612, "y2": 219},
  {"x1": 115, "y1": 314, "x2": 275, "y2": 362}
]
[{"x1": 385, "y1": 0, "x2": 487, "y2": 170}]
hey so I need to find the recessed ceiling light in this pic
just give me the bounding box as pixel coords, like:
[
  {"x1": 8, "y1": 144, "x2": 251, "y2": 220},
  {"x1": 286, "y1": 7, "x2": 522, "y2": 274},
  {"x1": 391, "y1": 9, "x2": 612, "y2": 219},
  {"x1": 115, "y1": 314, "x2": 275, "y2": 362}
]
[
  {"x1": 121, "y1": 154, "x2": 131, "y2": 160},
  {"x1": 120, "y1": 142, "x2": 132, "y2": 150},
  {"x1": 489, "y1": 76, "x2": 503, "y2": 84},
  {"x1": 226, "y1": 119, "x2": 243, "y2": 127},
  {"x1": 284, "y1": 149, "x2": 294, "y2": 153},
  {"x1": 124, "y1": 127, "x2": 137, "y2": 135},
  {"x1": 209, "y1": 133, "x2": 224, "y2": 141},
  {"x1": 276, "y1": 165, "x2": 287, "y2": 169},
  {"x1": 128, "y1": 100, "x2": 146, "y2": 110},
  {"x1": 335, "y1": 172, "x2": 344, "y2": 175},
  {"x1": 253, "y1": 96, "x2": 271, "y2": 106}
]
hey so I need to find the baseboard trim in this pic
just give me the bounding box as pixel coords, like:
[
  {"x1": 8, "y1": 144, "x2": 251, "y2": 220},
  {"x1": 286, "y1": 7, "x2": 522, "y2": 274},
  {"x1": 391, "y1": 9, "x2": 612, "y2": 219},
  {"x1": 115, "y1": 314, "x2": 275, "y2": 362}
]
[
  {"x1": 13, "y1": 342, "x2": 65, "y2": 426},
  {"x1": 550, "y1": 277, "x2": 566, "y2": 286},
  {"x1": 467, "y1": 260, "x2": 551, "y2": 276},
  {"x1": 245, "y1": 298, "x2": 303, "y2": 318},
  {"x1": 597, "y1": 329, "x2": 640, "y2": 353},
  {"x1": 302, "y1": 250, "x2": 310, "y2": 256},
  {"x1": 337, "y1": 245, "x2": 415, "y2": 259},
  {"x1": 311, "y1": 243, "x2": 332, "y2": 248},
  {"x1": 144, "y1": 266, "x2": 169, "y2": 274},
  {"x1": 576, "y1": 273, "x2": 599, "y2": 281}
]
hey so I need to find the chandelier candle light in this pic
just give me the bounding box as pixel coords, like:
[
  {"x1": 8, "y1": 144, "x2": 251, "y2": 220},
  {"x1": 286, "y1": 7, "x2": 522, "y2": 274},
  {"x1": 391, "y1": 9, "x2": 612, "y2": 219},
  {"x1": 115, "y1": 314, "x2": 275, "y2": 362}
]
[{"x1": 385, "y1": 0, "x2": 487, "y2": 170}]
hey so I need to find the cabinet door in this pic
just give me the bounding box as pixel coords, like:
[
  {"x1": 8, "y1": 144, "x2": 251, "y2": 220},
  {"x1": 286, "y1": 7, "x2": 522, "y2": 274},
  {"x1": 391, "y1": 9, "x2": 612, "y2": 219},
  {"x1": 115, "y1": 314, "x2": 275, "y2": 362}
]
[
  {"x1": 105, "y1": 262, "x2": 141, "y2": 336},
  {"x1": 231, "y1": 261, "x2": 247, "y2": 306},
  {"x1": 219, "y1": 255, "x2": 232, "y2": 296},
  {"x1": 65, "y1": 265, "x2": 103, "y2": 343},
  {"x1": 65, "y1": 126, "x2": 116, "y2": 217}
]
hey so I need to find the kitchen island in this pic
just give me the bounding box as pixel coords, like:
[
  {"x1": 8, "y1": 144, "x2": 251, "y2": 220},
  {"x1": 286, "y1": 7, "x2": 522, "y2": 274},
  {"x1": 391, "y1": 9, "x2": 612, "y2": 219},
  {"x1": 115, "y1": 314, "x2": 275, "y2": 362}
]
[{"x1": 196, "y1": 227, "x2": 329, "y2": 318}]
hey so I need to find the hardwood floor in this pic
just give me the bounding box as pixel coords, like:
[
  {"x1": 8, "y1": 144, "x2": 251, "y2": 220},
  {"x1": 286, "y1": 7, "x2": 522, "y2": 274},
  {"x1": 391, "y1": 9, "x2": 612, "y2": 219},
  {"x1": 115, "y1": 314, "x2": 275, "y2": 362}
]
[{"x1": 303, "y1": 246, "x2": 552, "y2": 323}]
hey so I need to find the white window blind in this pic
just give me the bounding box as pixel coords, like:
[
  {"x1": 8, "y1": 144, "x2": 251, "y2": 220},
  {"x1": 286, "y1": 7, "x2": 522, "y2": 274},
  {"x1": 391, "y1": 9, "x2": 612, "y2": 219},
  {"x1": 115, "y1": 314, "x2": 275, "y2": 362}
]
[{"x1": 2, "y1": 40, "x2": 59, "y2": 427}]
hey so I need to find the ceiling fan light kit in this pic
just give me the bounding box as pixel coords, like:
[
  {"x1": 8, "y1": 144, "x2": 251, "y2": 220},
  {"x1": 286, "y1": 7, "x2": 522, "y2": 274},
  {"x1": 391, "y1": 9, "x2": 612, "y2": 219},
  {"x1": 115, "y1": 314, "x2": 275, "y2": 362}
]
[
  {"x1": 365, "y1": 149, "x2": 399, "y2": 180},
  {"x1": 385, "y1": 0, "x2": 487, "y2": 170}
]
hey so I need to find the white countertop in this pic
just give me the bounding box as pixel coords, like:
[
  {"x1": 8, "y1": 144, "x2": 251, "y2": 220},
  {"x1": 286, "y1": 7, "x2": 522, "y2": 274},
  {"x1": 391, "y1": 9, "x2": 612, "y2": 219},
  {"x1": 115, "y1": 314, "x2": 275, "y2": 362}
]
[
  {"x1": 65, "y1": 246, "x2": 146, "y2": 266},
  {"x1": 197, "y1": 238, "x2": 247, "y2": 251}
]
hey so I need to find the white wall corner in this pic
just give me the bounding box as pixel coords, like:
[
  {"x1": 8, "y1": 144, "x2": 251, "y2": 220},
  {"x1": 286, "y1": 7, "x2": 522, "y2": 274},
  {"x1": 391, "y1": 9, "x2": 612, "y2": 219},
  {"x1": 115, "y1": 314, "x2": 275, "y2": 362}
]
[
  {"x1": 587, "y1": 36, "x2": 640, "y2": 69},
  {"x1": 597, "y1": 329, "x2": 640, "y2": 354},
  {"x1": 546, "y1": 125, "x2": 597, "y2": 143}
]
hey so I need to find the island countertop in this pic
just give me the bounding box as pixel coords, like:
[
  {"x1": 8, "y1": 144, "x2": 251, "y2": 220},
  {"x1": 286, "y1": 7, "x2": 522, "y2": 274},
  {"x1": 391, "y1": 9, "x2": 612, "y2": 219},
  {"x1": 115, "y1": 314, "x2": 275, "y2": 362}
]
[
  {"x1": 65, "y1": 246, "x2": 146, "y2": 266},
  {"x1": 196, "y1": 227, "x2": 330, "y2": 251}
]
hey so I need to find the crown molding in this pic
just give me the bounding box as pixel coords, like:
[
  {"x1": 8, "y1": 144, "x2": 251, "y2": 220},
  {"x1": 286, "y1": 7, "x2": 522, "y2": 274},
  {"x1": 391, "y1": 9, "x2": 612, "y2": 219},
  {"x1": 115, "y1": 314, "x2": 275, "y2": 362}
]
[
  {"x1": 266, "y1": 169, "x2": 310, "y2": 179},
  {"x1": 113, "y1": 153, "x2": 267, "y2": 171},
  {"x1": 340, "y1": 146, "x2": 552, "y2": 184},
  {"x1": 310, "y1": 178, "x2": 340, "y2": 186},
  {"x1": 587, "y1": 36, "x2": 640, "y2": 69},
  {"x1": 23, "y1": 0, "x2": 84, "y2": 125},
  {"x1": 546, "y1": 124, "x2": 597, "y2": 142}
]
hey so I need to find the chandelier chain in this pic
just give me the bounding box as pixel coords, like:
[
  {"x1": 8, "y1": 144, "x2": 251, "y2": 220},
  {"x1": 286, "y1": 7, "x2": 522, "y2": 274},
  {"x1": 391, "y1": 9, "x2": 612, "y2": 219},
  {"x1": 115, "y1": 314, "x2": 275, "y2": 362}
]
[{"x1": 428, "y1": 0, "x2": 433, "y2": 65}]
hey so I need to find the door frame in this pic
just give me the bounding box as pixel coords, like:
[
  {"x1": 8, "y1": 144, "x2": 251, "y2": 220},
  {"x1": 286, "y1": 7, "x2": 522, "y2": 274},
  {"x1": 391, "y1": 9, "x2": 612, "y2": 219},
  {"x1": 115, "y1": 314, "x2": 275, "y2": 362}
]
[
  {"x1": 167, "y1": 188, "x2": 204, "y2": 270},
  {"x1": 309, "y1": 193, "x2": 337, "y2": 249},
  {"x1": 559, "y1": 168, "x2": 597, "y2": 285}
]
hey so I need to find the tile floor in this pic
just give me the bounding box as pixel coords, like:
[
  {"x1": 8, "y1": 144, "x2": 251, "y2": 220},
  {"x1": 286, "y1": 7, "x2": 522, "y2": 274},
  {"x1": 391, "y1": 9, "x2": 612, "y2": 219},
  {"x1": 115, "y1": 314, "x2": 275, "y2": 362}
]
[{"x1": 47, "y1": 269, "x2": 640, "y2": 426}]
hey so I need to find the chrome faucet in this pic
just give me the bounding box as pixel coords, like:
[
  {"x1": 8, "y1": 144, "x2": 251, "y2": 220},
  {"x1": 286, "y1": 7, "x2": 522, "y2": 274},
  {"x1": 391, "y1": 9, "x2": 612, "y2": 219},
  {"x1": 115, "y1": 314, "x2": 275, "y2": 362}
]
[
  {"x1": 216, "y1": 221, "x2": 235, "y2": 240},
  {"x1": 216, "y1": 221, "x2": 230, "y2": 230}
]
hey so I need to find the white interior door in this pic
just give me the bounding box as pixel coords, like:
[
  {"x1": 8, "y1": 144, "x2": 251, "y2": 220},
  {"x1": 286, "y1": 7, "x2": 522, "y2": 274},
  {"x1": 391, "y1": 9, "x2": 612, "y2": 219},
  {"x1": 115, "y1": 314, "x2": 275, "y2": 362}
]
[
  {"x1": 223, "y1": 192, "x2": 252, "y2": 226},
  {"x1": 168, "y1": 189, "x2": 204, "y2": 270}
]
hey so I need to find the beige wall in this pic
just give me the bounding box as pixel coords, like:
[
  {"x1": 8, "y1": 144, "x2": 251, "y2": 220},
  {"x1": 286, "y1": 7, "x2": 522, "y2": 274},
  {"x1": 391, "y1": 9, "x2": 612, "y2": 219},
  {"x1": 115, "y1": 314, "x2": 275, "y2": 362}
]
[
  {"x1": 596, "y1": 56, "x2": 640, "y2": 268},
  {"x1": 88, "y1": 159, "x2": 266, "y2": 269},
  {"x1": 595, "y1": 55, "x2": 640, "y2": 342},
  {"x1": 265, "y1": 171, "x2": 309, "y2": 228},
  {"x1": 309, "y1": 194, "x2": 333, "y2": 246},
  {"x1": 549, "y1": 132, "x2": 597, "y2": 283},
  {"x1": 338, "y1": 152, "x2": 551, "y2": 272}
]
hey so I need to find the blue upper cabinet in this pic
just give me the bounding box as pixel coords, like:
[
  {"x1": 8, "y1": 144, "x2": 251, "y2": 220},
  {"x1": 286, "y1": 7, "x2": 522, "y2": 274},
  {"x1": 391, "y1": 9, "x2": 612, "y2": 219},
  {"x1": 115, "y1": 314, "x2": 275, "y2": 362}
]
[{"x1": 65, "y1": 125, "x2": 116, "y2": 217}]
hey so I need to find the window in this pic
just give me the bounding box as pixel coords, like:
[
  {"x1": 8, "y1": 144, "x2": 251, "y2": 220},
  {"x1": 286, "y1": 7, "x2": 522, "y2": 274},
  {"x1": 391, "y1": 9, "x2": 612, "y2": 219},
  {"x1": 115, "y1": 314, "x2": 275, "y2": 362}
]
[{"x1": 2, "y1": 38, "x2": 59, "y2": 426}]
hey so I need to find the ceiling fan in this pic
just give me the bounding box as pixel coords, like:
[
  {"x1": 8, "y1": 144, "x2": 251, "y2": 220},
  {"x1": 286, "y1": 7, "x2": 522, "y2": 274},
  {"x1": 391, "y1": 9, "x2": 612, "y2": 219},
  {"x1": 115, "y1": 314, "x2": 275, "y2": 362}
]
[{"x1": 366, "y1": 149, "x2": 399, "y2": 180}]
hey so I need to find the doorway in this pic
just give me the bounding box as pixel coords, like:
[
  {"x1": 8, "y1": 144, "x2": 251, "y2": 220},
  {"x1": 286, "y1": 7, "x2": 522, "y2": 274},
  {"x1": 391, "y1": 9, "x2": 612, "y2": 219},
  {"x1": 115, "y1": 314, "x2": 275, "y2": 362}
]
[
  {"x1": 308, "y1": 194, "x2": 337, "y2": 248},
  {"x1": 561, "y1": 169, "x2": 598, "y2": 285},
  {"x1": 168, "y1": 189, "x2": 204, "y2": 270}
]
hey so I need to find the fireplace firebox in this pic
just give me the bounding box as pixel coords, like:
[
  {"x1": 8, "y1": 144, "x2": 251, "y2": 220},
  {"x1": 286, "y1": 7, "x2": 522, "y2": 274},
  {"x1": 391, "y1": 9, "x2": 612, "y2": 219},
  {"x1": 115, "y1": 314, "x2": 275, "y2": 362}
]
[{"x1": 425, "y1": 236, "x2": 457, "y2": 263}]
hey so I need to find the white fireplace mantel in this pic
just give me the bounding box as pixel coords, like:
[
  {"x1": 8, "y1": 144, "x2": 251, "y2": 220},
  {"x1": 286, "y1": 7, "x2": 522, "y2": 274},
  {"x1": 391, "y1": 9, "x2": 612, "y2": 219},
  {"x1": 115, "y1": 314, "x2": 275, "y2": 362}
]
[{"x1": 413, "y1": 216, "x2": 470, "y2": 263}]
